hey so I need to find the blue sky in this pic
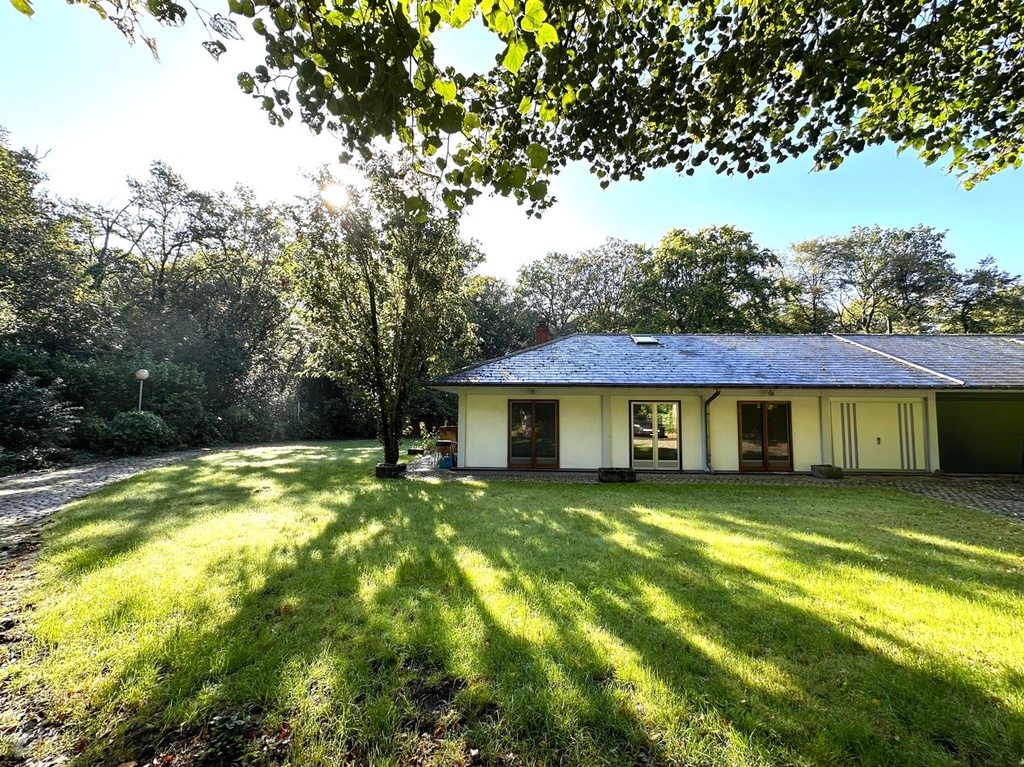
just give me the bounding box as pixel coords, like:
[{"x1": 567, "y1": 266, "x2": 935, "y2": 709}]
[{"x1": 2, "y1": 3, "x2": 1023, "y2": 282}]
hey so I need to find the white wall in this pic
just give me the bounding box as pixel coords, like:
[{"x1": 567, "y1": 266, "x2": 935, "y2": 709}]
[
  {"x1": 452, "y1": 387, "x2": 939, "y2": 472},
  {"x1": 464, "y1": 393, "x2": 509, "y2": 468}
]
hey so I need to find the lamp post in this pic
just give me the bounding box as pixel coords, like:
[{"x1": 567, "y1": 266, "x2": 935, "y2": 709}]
[{"x1": 135, "y1": 369, "x2": 149, "y2": 411}]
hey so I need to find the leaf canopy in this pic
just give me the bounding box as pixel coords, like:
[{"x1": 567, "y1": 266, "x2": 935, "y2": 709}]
[{"x1": 67, "y1": 0, "x2": 1024, "y2": 211}]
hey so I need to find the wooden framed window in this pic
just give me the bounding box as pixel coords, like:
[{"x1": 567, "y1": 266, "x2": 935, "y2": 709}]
[
  {"x1": 508, "y1": 401, "x2": 559, "y2": 469},
  {"x1": 630, "y1": 401, "x2": 681, "y2": 470},
  {"x1": 737, "y1": 401, "x2": 793, "y2": 471}
]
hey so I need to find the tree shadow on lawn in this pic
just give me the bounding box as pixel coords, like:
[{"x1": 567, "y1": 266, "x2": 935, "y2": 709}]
[
  {"x1": 40, "y1": 444, "x2": 382, "y2": 577},
  {"x1": 30, "y1": 451, "x2": 1024, "y2": 767}
]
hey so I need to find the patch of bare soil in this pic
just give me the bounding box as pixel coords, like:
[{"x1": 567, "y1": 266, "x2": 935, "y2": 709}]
[{"x1": 0, "y1": 523, "x2": 68, "y2": 767}]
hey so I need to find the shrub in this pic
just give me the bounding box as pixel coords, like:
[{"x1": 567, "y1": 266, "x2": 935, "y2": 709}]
[
  {"x1": 0, "y1": 371, "x2": 78, "y2": 474},
  {"x1": 153, "y1": 390, "x2": 215, "y2": 445},
  {"x1": 104, "y1": 411, "x2": 176, "y2": 455},
  {"x1": 216, "y1": 405, "x2": 279, "y2": 444}
]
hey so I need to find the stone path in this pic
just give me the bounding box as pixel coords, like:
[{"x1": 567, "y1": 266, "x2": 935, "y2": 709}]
[
  {"x1": 0, "y1": 451, "x2": 212, "y2": 557},
  {"x1": 407, "y1": 458, "x2": 1024, "y2": 523}
]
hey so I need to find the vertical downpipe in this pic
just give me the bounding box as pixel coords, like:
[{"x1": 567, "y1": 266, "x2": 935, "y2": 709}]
[{"x1": 705, "y1": 388, "x2": 722, "y2": 473}]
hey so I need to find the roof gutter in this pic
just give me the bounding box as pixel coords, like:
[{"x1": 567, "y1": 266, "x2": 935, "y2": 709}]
[{"x1": 704, "y1": 388, "x2": 721, "y2": 474}]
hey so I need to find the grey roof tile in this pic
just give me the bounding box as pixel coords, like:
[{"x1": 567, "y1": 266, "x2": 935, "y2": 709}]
[
  {"x1": 842, "y1": 335, "x2": 1024, "y2": 388},
  {"x1": 435, "y1": 334, "x2": 965, "y2": 388}
]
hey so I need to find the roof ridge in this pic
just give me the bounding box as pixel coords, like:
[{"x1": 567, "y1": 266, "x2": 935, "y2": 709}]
[{"x1": 832, "y1": 335, "x2": 965, "y2": 385}]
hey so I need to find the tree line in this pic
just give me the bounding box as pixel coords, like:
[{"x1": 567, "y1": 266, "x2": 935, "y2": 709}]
[
  {"x1": 495, "y1": 225, "x2": 1024, "y2": 345},
  {"x1": 3, "y1": 127, "x2": 1023, "y2": 472}
]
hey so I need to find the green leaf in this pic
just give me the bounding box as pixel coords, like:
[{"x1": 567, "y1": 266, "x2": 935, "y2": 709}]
[
  {"x1": 539, "y1": 101, "x2": 557, "y2": 122},
  {"x1": 237, "y1": 72, "x2": 256, "y2": 93},
  {"x1": 518, "y1": 96, "x2": 533, "y2": 114},
  {"x1": 525, "y1": 142, "x2": 549, "y2": 168},
  {"x1": 502, "y1": 39, "x2": 528, "y2": 74},
  {"x1": 451, "y1": 0, "x2": 475, "y2": 27},
  {"x1": 439, "y1": 104, "x2": 465, "y2": 134},
  {"x1": 521, "y1": 0, "x2": 546, "y2": 32},
  {"x1": 463, "y1": 112, "x2": 481, "y2": 130},
  {"x1": 535, "y1": 22, "x2": 558, "y2": 48},
  {"x1": 10, "y1": 0, "x2": 34, "y2": 16},
  {"x1": 489, "y1": 10, "x2": 515, "y2": 37},
  {"x1": 273, "y1": 6, "x2": 295, "y2": 31},
  {"x1": 228, "y1": 0, "x2": 255, "y2": 16},
  {"x1": 527, "y1": 180, "x2": 548, "y2": 201},
  {"x1": 404, "y1": 196, "x2": 428, "y2": 217},
  {"x1": 433, "y1": 79, "x2": 457, "y2": 102}
]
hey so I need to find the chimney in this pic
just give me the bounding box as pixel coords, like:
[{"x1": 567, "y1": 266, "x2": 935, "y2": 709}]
[{"x1": 535, "y1": 320, "x2": 551, "y2": 345}]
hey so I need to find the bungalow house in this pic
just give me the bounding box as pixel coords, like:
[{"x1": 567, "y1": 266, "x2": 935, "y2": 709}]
[{"x1": 431, "y1": 333, "x2": 1024, "y2": 474}]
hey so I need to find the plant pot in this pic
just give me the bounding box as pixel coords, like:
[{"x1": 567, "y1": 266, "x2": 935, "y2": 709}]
[
  {"x1": 811, "y1": 464, "x2": 843, "y2": 479},
  {"x1": 375, "y1": 462, "x2": 408, "y2": 479},
  {"x1": 599, "y1": 467, "x2": 638, "y2": 483}
]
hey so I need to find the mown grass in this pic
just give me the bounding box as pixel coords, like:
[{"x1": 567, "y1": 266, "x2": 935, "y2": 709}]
[{"x1": 5, "y1": 442, "x2": 1024, "y2": 766}]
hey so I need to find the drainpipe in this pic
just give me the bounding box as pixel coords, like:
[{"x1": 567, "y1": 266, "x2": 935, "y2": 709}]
[{"x1": 704, "y1": 388, "x2": 721, "y2": 473}]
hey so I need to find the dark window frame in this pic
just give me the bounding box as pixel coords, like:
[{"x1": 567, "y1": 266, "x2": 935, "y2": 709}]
[
  {"x1": 507, "y1": 400, "x2": 560, "y2": 470},
  {"x1": 737, "y1": 400, "x2": 794, "y2": 472}
]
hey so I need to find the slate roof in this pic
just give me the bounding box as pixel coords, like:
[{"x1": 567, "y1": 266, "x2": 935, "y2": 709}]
[
  {"x1": 433, "y1": 334, "x2": 1009, "y2": 389},
  {"x1": 844, "y1": 335, "x2": 1024, "y2": 388}
]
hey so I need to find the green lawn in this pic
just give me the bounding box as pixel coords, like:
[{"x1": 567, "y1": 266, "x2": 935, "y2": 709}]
[{"x1": 5, "y1": 442, "x2": 1024, "y2": 766}]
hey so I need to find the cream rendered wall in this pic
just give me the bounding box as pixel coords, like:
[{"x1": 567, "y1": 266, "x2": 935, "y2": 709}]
[
  {"x1": 558, "y1": 395, "x2": 603, "y2": 468},
  {"x1": 464, "y1": 394, "x2": 509, "y2": 467},
  {"x1": 455, "y1": 387, "x2": 938, "y2": 472},
  {"x1": 462, "y1": 392, "x2": 603, "y2": 469},
  {"x1": 707, "y1": 395, "x2": 822, "y2": 472}
]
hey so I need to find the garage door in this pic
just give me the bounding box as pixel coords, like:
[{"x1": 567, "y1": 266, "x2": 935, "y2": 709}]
[
  {"x1": 831, "y1": 400, "x2": 926, "y2": 471},
  {"x1": 936, "y1": 393, "x2": 1024, "y2": 473}
]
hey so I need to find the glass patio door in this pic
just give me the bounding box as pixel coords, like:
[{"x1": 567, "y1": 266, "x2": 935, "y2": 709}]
[
  {"x1": 508, "y1": 401, "x2": 559, "y2": 468},
  {"x1": 631, "y1": 402, "x2": 680, "y2": 470},
  {"x1": 738, "y1": 401, "x2": 792, "y2": 471}
]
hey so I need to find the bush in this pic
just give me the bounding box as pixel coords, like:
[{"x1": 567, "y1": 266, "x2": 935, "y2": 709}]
[
  {"x1": 216, "y1": 405, "x2": 279, "y2": 444},
  {"x1": 0, "y1": 371, "x2": 78, "y2": 474},
  {"x1": 153, "y1": 390, "x2": 217, "y2": 445},
  {"x1": 104, "y1": 411, "x2": 176, "y2": 455}
]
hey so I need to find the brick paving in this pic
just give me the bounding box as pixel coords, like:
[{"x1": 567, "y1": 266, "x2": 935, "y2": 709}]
[{"x1": 407, "y1": 457, "x2": 1024, "y2": 523}]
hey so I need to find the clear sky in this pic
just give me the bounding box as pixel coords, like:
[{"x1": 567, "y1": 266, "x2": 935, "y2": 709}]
[{"x1": 2, "y1": 3, "x2": 1023, "y2": 282}]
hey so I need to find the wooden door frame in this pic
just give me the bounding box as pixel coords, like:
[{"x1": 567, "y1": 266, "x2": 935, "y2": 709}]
[
  {"x1": 737, "y1": 401, "x2": 794, "y2": 472},
  {"x1": 507, "y1": 400, "x2": 560, "y2": 469}
]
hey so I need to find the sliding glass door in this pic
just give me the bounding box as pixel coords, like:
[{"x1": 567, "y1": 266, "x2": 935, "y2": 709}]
[
  {"x1": 509, "y1": 401, "x2": 559, "y2": 469},
  {"x1": 738, "y1": 401, "x2": 793, "y2": 471}
]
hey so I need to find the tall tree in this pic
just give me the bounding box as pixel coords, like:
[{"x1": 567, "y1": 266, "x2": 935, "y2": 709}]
[
  {"x1": 514, "y1": 238, "x2": 647, "y2": 335},
  {"x1": 45, "y1": 0, "x2": 1024, "y2": 210},
  {"x1": 630, "y1": 226, "x2": 781, "y2": 333},
  {"x1": 293, "y1": 158, "x2": 479, "y2": 466},
  {"x1": 514, "y1": 252, "x2": 593, "y2": 336},
  {"x1": 779, "y1": 240, "x2": 841, "y2": 334},
  {"x1": 464, "y1": 275, "x2": 536, "y2": 360},
  {"x1": 0, "y1": 129, "x2": 96, "y2": 352},
  {"x1": 825, "y1": 226, "x2": 956, "y2": 333},
  {"x1": 940, "y1": 257, "x2": 1024, "y2": 333}
]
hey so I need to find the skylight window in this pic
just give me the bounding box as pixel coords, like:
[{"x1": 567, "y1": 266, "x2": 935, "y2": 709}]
[{"x1": 630, "y1": 335, "x2": 660, "y2": 345}]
